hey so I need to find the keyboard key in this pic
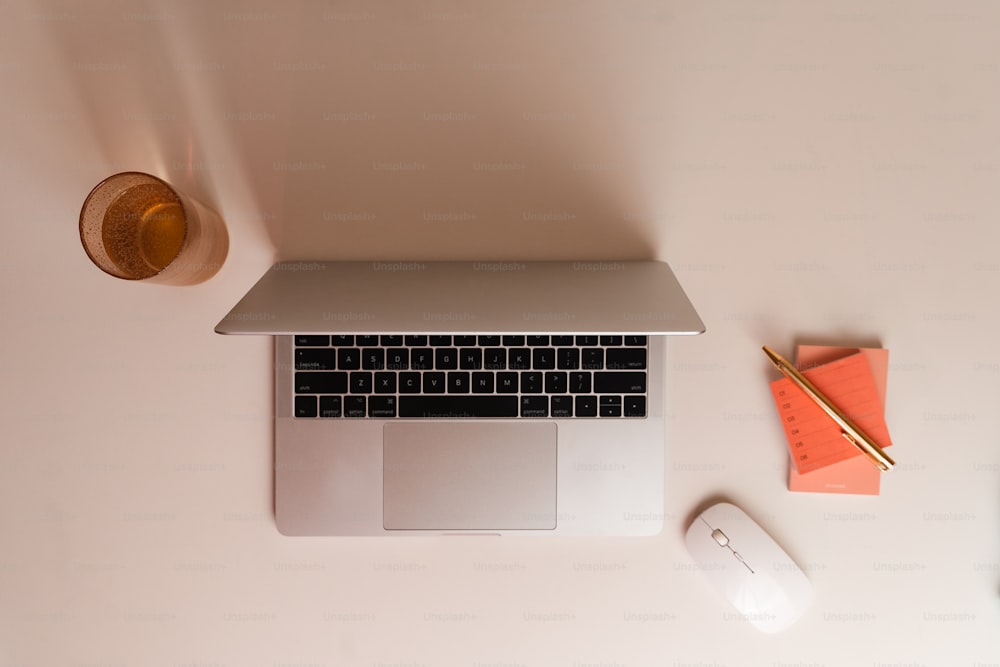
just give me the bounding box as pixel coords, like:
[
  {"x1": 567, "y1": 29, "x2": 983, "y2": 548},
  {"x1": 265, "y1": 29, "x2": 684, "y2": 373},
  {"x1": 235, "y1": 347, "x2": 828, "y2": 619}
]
[
  {"x1": 448, "y1": 372, "x2": 470, "y2": 393},
  {"x1": 410, "y1": 348, "x2": 434, "y2": 370},
  {"x1": 429, "y1": 335, "x2": 452, "y2": 346},
  {"x1": 423, "y1": 372, "x2": 446, "y2": 393},
  {"x1": 399, "y1": 372, "x2": 421, "y2": 393},
  {"x1": 581, "y1": 348, "x2": 604, "y2": 369},
  {"x1": 471, "y1": 372, "x2": 494, "y2": 393},
  {"x1": 496, "y1": 372, "x2": 519, "y2": 393},
  {"x1": 454, "y1": 335, "x2": 476, "y2": 346},
  {"x1": 404, "y1": 335, "x2": 427, "y2": 346},
  {"x1": 295, "y1": 372, "x2": 348, "y2": 394},
  {"x1": 600, "y1": 335, "x2": 623, "y2": 346},
  {"x1": 344, "y1": 396, "x2": 366, "y2": 417},
  {"x1": 435, "y1": 348, "x2": 458, "y2": 369},
  {"x1": 478, "y1": 335, "x2": 501, "y2": 346},
  {"x1": 349, "y1": 372, "x2": 373, "y2": 394},
  {"x1": 508, "y1": 348, "x2": 531, "y2": 370},
  {"x1": 532, "y1": 348, "x2": 556, "y2": 369},
  {"x1": 295, "y1": 348, "x2": 336, "y2": 370},
  {"x1": 459, "y1": 348, "x2": 483, "y2": 369},
  {"x1": 380, "y1": 335, "x2": 403, "y2": 346},
  {"x1": 575, "y1": 395, "x2": 598, "y2": 417},
  {"x1": 331, "y1": 335, "x2": 354, "y2": 346},
  {"x1": 600, "y1": 395, "x2": 623, "y2": 417},
  {"x1": 521, "y1": 396, "x2": 548, "y2": 417},
  {"x1": 295, "y1": 335, "x2": 329, "y2": 347},
  {"x1": 319, "y1": 395, "x2": 341, "y2": 418},
  {"x1": 521, "y1": 372, "x2": 543, "y2": 393},
  {"x1": 551, "y1": 335, "x2": 574, "y2": 346},
  {"x1": 624, "y1": 336, "x2": 647, "y2": 346},
  {"x1": 527, "y1": 335, "x2": 549, "y2": 346},
  {"x1": 502, "y1": 335, "x2": 524, "y2": 346},
  {"x1": 385, "y1": 348, "x2": 409, "y2": 370},
  {"x1": 594, "y1": 372, "x2": 646, "y2": 394},
  {"x1": 374, "y1": 372, "x2": 396, "y2": 393},
  {"x1": 357, "y1": 335, "x2": 379, "y2": 346},
  {"x1": 399, "y1": 396, "x2": 518, "y2": 418},
  {"x1": 361, "y1": 348, "x2": 385, "y2": 370},
  {"x1": 544, "y1": 372, "x2": 567, "y2": 394},
  {"x1": 368, "y1": 395, "x2": 397, "y2": 418},
  {"x1": 295, "y1": 395, "x2": 317, "y2": 417},
  {"x1": 576, "y1": 335, "x2": 598, "y2": 346},
  {"x1": 550, "y1": 395, "x2": 573, "y2": 418},
  {"x1": 624, "y1": 395, "x2": 646, "y2": 417},
  {"x1": 606, "y1": 348, "x2": 647, "y2": 370},
  {"x1": 483, "y1": 348, "x2": 506, "y2": 370},
  {"x1": 557, "y1": 347, "x2": 580, "y2": 369},
  {"x1": 569, "y1": 372, "x2": 592, "y2": 393},
  {"x1": 337, "y1": 348, "x2": 361, "y2": 370}
]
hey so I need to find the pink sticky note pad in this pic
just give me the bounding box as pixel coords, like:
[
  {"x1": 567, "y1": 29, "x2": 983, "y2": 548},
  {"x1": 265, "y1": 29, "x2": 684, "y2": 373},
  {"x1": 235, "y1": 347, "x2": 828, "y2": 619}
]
[
  {"x1": 771, "y1": 351, "x2": 892, "y2": 473},
  {"x1": 787, "y1": 346, "x2": 890, "y2": 495}
]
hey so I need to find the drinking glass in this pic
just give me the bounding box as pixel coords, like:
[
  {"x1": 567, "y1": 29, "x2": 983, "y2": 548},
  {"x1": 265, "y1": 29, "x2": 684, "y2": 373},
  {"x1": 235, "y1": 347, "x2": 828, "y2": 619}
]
[{"x1": 79, "y1": 171, "x2": 228, "y2": 285}]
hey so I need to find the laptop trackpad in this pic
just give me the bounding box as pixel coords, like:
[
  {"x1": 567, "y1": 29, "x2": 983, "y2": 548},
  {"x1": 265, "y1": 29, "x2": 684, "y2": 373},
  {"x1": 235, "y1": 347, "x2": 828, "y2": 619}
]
[{"x1": 383, "y1": 422, "x2": 557, "y2": 530}]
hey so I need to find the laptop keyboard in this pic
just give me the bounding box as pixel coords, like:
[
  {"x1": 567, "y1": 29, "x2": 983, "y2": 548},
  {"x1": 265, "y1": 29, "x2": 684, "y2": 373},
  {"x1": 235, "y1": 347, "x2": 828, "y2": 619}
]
[{"x1": 292, "y1": 335, "x2": 648, "y2": 419}]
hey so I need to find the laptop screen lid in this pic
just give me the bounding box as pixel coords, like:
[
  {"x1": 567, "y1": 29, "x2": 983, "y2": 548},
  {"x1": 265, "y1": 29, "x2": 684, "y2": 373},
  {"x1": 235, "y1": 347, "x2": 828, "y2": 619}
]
[{"x1": 215, "y1": 260, "x2": 704, "y2": 335}]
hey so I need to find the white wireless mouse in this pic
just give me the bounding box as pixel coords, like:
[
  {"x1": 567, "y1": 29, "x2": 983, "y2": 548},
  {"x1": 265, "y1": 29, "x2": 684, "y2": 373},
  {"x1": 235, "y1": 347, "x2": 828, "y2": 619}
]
[{"x1": 684, "y1": 502, "x2": 813, "y2": 633}]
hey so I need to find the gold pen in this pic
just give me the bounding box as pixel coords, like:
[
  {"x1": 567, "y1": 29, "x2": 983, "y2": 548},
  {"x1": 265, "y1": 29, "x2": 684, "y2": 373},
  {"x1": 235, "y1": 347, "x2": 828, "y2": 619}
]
[{"x1": 762, "y1": 345, "x2": 895, "y2": 472}]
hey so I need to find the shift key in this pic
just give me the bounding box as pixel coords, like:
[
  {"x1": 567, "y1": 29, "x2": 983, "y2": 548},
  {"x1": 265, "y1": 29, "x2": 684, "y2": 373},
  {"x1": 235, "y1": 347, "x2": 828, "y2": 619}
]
[
  {"x1": 593, "y1": 371, "x2": 646, "y2": 393},
  {"x1": 295, "y1": 371, "x2": 348, "y2": 394}
]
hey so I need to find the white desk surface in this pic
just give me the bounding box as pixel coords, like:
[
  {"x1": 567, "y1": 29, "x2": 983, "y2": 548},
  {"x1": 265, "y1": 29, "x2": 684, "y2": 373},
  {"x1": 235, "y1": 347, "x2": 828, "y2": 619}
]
[{"x1": 1, "y1": 1, "x2": 998, "y2": 665}]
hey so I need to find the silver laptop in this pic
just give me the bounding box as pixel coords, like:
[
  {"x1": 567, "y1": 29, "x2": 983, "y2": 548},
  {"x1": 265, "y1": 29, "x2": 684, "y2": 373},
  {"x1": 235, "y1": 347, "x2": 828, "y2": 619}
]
[{"x1": 216, "y1": 261, "x2": 704, "y2": 536}]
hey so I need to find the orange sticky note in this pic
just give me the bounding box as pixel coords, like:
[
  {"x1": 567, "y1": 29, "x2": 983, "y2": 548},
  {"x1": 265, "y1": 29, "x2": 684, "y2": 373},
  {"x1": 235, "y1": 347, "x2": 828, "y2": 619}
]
[
  {"x1": 788, "y1": 346, "x2": 890, "y2": 495},
  {"x1": 770, "y1": 351, "x2": 893, "y2": 475}
]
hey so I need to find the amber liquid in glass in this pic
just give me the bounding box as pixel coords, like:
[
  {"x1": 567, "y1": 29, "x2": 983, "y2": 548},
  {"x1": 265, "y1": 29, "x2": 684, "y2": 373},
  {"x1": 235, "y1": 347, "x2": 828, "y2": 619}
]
[{"x1": 101, "y1": 182, "x2": 187, "y2": 279}]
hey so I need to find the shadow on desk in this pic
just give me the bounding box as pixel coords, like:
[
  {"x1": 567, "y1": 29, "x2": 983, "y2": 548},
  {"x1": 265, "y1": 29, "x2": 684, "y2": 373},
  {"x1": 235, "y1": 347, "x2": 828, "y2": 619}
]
[{"x1": 34, "y1": 2, "x2": 665, "y2": 260}]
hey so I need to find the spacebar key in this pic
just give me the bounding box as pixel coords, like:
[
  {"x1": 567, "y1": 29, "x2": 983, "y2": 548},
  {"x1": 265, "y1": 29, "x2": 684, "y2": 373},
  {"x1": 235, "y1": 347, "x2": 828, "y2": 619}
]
[{"x1": 398, "y1": 396, "x2": 519, "y2": 418}]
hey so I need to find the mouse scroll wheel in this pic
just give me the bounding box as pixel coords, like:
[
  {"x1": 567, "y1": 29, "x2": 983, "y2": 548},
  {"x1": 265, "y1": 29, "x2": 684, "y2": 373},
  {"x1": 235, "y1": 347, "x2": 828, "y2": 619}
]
[{"x1": 711, "y1": 528, "x2": 730, "y2": 547}]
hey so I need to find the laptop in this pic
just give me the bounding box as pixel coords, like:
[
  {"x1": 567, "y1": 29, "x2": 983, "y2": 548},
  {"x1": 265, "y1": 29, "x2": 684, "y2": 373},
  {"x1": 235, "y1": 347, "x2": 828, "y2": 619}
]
[{"x1": 216, "y1": 261, "x2": 704, "y2": 535}]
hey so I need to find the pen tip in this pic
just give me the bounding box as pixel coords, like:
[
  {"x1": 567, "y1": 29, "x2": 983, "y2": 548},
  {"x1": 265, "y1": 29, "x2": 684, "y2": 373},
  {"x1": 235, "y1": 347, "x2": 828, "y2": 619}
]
[{"x1": 761, "y1": 345, "x2": 785, "y2": 370}]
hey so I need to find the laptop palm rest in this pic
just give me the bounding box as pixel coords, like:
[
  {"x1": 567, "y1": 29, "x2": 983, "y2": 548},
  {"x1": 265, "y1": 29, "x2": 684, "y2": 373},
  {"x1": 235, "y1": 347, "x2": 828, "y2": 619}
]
[{"x1": 382, "y1": 422, "x2": 557, "y2": 531}]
